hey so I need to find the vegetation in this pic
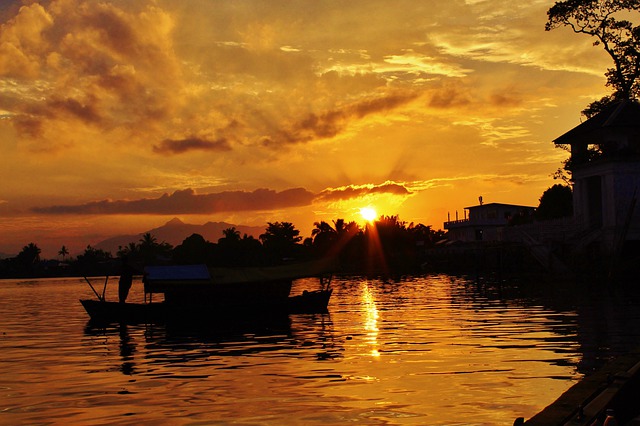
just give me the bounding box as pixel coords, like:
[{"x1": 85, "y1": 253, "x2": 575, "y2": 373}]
[
  {"x1": 546, "y1": 0, "x2": 640, "y2": 180},
  {"x1": 535, "y1": 184, "x2": 574, "y2": 220},
  {"x1": 546, "y1": 0, "x2": 640, "y2": 108},
  {"x1": 0, "y1": 216, "x2": 447, "y2": 278}
]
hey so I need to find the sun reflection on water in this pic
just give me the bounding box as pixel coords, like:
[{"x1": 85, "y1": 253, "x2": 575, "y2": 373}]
[{"x1": 361, "y1": 281, "x2": 380, "y2": 358}]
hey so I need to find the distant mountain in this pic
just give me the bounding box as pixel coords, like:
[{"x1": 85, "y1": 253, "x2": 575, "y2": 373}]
[{"x1": 95, "y1": 218, "x2": 265, "y2": 255}]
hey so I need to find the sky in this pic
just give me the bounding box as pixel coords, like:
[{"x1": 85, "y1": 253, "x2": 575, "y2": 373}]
[{"x1": 0, "y1": 0, "x2": 614, "y2": 258}]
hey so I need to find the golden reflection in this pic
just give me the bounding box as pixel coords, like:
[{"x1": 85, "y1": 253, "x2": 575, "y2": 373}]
[{"x1": 361, "y1": 281, "x2": 380, "y2": 358}]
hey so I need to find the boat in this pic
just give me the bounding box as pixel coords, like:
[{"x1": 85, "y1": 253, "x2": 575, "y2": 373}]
[{"x1": 80, "y1": 260, "x2": 334, "y2": 324}]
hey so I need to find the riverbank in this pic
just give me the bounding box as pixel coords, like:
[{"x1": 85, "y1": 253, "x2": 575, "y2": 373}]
[{"x1": 524, "y1": 347, "x2": 640, "y2": 425}]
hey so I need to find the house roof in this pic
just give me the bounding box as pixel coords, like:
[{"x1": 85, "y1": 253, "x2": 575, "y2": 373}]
[
  {"x1": 553, "y1": 99, "x2": 640, "y2": 146},
  {"x1": 464, "y1": 202, "x2": 535, "y2": 210}
]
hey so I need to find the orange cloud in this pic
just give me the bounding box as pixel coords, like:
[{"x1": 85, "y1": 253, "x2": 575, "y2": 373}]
[
  {"x1": 2, "y1": 0, "x2": 182, "y2": 150},
  {"x1": 316, "y1": 182, "x2": 412, "y2": 202}
]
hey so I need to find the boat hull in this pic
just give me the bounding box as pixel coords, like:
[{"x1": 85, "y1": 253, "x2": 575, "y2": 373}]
[{"x1": 80, "y1": 289, "x2": 332, "y2": 324}]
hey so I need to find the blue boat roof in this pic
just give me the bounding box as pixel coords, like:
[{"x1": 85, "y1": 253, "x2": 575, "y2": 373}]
[{"x1": 144, "y1": 264, "x2": 211, "y2": 281}]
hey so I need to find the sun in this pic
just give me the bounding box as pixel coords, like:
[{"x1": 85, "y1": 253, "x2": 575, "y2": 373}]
[{"x1": 360, "y1": 207, "x2": 378, "y2": 222}]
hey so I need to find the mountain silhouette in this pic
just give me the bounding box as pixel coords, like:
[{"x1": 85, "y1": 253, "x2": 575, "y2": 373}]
[{"x1": 94, "y1": 218, "x2": 264, "y2": 254}]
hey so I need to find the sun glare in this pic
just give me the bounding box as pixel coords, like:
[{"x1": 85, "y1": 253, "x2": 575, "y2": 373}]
[{"x1": 360, "y1": 207, "x2": 378, "y2": 222}]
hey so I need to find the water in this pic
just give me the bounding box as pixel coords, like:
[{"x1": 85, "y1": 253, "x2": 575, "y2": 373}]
[{"x1": 2, "y1": 274, "x2": 640, "y2": 425}]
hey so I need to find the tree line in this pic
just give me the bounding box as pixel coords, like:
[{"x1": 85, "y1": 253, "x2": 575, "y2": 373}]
[{"x1": 0, "y1": 216, "x2": 447, "y2": 278}]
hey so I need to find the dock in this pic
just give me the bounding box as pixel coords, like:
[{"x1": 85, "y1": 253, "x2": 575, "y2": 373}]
[{"x1": 523, "y1": 348, "x2": 640, "y2": 425}]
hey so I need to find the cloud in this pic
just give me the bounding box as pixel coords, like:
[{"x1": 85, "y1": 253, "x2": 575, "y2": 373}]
[
  {"x1": 32, "y1": 187, "x2": 316, "y2": 215},
  {"x1": 262, "y1": 91, "x2": 419, "y2": 146},
  {"x1": 316, "y1": 182, "x2": 413, "y2": 202},
  {"x1": 429, "y1": 84, "x2": 473, "y2": 108},
  {"x1": 153, "y1": 137, "x2": 232, "y2": 155},
  {"x1": 31, "y1": 181, "x2": 416, "y2": 216},
  {"x1": 0, "y1": 3, "x2": 53, "y2": 78},
  {"x1": 1, "y1": 0, "x2": 183, "y2": 148}
]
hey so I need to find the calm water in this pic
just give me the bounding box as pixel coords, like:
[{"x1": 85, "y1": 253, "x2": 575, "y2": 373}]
[{"x1": 2, "y1": 274, "x2": 640, "y2": 425}]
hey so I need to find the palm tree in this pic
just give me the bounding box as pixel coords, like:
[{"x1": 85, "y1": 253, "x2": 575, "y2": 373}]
[
  {"x1": 16, "y1": 242, "x2": 41, "y2": 267},
  {"x1": 139, "y1": 232, "x2": 158, "y2": 248},
  {"x1": 220, "y1": 227, "x2": 241, "y2": 243},
  {"x1": 311, "y1": 221, "x2": 337, "y2": 255},
  {"x1": 58, "y1": 245, "x2": 69, "y2": 260},
  {"x1": 137, "y1": 233, "x2": 172, "y2": 264}
]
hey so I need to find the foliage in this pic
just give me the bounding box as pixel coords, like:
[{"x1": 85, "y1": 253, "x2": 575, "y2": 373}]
[
  {"x1": 172, "y1": 233, "x2": 217, "y2": 265},
  {"x1": 117, "y1": 232, "x2": 173, "y2": 264},
  {"x1": 58, "y1": 245, "x2": 69, "y2": 260},
  {"x1": 546, "y1": 0, "x2": 640, "y2": 100},
  {"x1": 580, "y1": 94, "x2": 620, "y2": 118},
  {"x1": 260, "y1": 222, "x2": 303, "y2": 262},
  {"x1": 536, "y1": 184, "x2": 574, "y2": 220},
  {"x1": 217, "y1": 228, "x2": 264, "y2": 266},
  {"x1": 553, "y1": 145, "x2": 605, "y2": 183},
  {"x1": 76, "y1": 245, "x2": 112, "y2": 264},
  {"x1": 16, "y1": 242, "x2": 41, "y2": 265}
]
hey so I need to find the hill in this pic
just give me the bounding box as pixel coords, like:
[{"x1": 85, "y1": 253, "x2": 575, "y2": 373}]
[{"x1": 94, "y1": 218, "x2": 265, "y2": 255}]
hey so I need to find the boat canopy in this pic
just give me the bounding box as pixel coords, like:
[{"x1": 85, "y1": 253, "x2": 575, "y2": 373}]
[
  {"x1": 143, "y1": 258, "x2": 337, "y2": 294},
  {"x1": 145, "y1": 264, "x2": 211, "y2": 281}
]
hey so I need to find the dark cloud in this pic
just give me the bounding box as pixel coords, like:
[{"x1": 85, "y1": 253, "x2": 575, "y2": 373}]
[
  {"x1": 48, "y1": 96, "x2": 102, "y2": 124},
  {"x1": 153, "y1": 137, "x2": 232, "y2": 155},
  {"x1": 32, "y1": 187, "x2": 315, "y2": 215},
  {"x1": 263, "y1": 91, "x2": 419, "y2": 147},
  {"x1": 13, "y1": 115, "x2": 44, "y2": 138},
  {"x1": 316, "y1": 182, "x2": 412, "y2": 202},
  {"x1": 490, "y1": 92, "x2": 523, "y2": 107},
  {"x1": 429, "y1": 85, "x2": 472, "y2": 108}
]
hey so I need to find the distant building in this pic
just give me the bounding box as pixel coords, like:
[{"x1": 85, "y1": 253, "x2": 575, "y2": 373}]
[
  {"x1": 554, "y1": 100, "x2": 640, "y2": 254},
  {"x1": 444, "y1": 202, "x2": 535, "y2": 242}
]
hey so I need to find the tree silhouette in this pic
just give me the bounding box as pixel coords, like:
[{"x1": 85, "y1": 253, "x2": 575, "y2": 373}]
[
  {"x1": 58, "y1": 245, "x2": 69, "y2": 261},
  {"x1": 117, "y1": 242, "x2": 139, "y2": 258},
  {"x1": 536, "y1": 184, "x2": 574, "y2": 221},
  {"x1": 115, "y1": 233, "x2": 172, "y2": 265},
  {"x1": 260, "y1": 222, "x2": 302, "y2": 262},
  {"x1": 137, "y1": 233, "x2": 172, "y2": 264},
  {"x1": 546, "y1": 0, "x2": 640, "y2": 109},
  {"x1": 173, "y1": 233, "x2": 216, "y2": 265},
  {"x1": 221, "y1": 227, "x2": 241, "y2": 242},
  {"x1": 16, "y1": 243, "x2": 41, "y2": 270},
  {"x1": 311, "y1": 221, "x2": 338, "y2": 255}
]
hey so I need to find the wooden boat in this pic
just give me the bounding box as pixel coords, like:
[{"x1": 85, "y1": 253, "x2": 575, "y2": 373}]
[{"x1": 80, "y1": 260, "x2": 334, "y2": 324}]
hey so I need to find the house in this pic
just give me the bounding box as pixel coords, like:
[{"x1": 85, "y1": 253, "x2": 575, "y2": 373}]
[
  {"x1": 444, "y1": 201, "x2": 535, "y2": 242},
  {"x1": 553, "y1": 99, "x2": 640, "y2": 254}
]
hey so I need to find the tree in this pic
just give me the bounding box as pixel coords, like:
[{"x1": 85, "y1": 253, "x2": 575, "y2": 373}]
[
  {"x1": 16, "y1": 243, "x2": 41, "y2": 269},
  {"x1": 536, "y1": 184, "x2": 574, "y2": 220},
  {"x1": 220, "y1": 227, "x2": 241, "y2": 243},
  {"x1": 172, "y1": 233, "x2": 216, "y2": 265},
  {"x1": 117, "y1": 242, "x2": 138, "y2": 258},
  {"x1": 260, "y1": 222, "x2": 302, "y2": 262},
  {"x1": 58, "y1": 245, "x2": 69, "y2": 260},
  {"x1": 311, "y1": 221, "x2": 338, "y2": 254},
  {"x1": 137, "y1": 233, "x2": 172, "y2": 264},
  {"x1": 546, "y1": 0, "x2": 640, "y2": 103}
]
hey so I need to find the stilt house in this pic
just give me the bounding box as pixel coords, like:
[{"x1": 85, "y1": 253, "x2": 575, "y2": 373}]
[{"x1": 554, "y1": 100, "x2": 640, "y2": 255}]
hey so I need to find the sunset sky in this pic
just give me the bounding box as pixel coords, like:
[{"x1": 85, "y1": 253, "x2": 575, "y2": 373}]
[{"x1": 0, "y1": 0, "x2": 613, "y2": 258}]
